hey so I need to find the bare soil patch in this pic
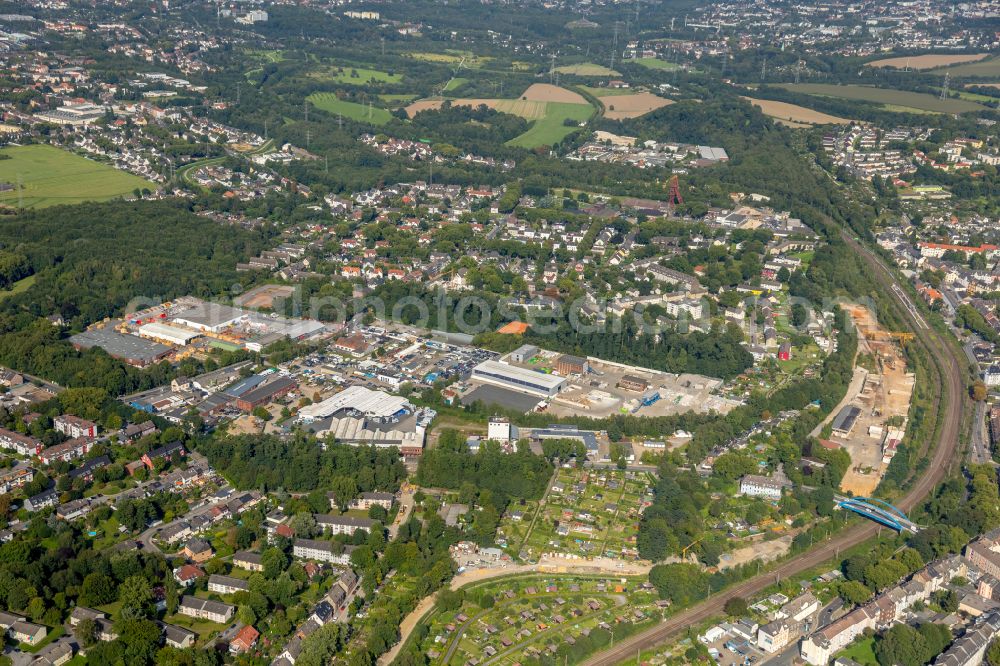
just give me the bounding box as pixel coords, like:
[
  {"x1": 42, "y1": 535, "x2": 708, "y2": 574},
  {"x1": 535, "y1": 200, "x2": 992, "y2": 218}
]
[
  {"x1": 602, "y1": 92, "x2": 673, "y2": 119},
  {"x1": 520, "y1": 83, "x2": 588, "y2": 104},
  {"x1": 868, "y1": 53, "x2": 989, "y2": 70},
  {"x1": 744, "y1": 97, "x2": 852, "y2": 125}
]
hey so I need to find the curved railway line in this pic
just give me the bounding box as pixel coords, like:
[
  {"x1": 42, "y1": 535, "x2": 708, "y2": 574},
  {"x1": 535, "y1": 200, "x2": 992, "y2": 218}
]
[{"x1": 581, "y1": 232, "x2": 967, "y2": 666}]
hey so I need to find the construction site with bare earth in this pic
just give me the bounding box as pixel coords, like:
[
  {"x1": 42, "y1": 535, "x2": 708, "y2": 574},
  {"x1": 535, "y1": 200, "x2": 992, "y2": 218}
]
[{"x1": 814, "y1": 304, "x2": 915, "y2": 496}]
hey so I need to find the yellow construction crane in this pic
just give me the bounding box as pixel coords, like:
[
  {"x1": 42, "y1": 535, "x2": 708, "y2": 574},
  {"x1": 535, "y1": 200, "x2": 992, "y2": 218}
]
[{"x1": 681, "y1": 535, "x2": 705, "y2": 559}]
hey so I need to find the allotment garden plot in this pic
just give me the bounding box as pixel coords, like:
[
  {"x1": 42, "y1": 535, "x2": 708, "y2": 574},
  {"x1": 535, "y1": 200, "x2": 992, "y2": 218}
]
[
  {"x1": 417, "y1": 574, "x2": 663, "y2": 665},
  {"x1": 498, "y1": 468, "x2": 653, "y2": 562}
]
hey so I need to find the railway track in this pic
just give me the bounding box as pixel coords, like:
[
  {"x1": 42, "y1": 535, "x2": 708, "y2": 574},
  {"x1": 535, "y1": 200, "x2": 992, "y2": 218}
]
[{"x1": 582, "y1": 232, "x2": 966, "y2": 666}]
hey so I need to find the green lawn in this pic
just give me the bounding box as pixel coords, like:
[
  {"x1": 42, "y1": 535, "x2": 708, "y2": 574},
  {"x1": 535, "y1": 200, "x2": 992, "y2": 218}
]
[
  {"x1": 633, "y1": 57, "x2": 678, "y2": 71},
  {"x1": 309, "y1": 65, "x2": 402, "y2": 85},
  {"x1": 778, "y1": 83, "x2": 985, "y2": 114},
  {"x1": 162, "y1": 612, "x2": 226, "y2": 644},
  {"x1": 442, "y1": 77, "x2": 469, "y2": 92},
  {"x1": 0, "y1": 274, "x2": 35, "y2": 301},
  {"x1": 0, "y1": 144, "x2": 154, "y2": 209},
  {"x1": 837, "y1": 636, "x2": 878, "y2": 666},
  {"x1": 506, "y1": 101, "x2": 594, "y2": 149},
  {"x1": 307, "y1": 93, "x2": 392, "y2": 125}
]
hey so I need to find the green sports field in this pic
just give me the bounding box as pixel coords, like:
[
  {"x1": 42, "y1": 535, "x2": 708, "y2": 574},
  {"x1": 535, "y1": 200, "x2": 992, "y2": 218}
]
[
  {"x1": 307, "y1": 92, "x2": 392, "y2": 125},
  {"x1": 0, "y1": 144, "x2": 153, "y2": 209},
  {"x1": 778, "y1": 83, "x2": 986, "y2": 114}
]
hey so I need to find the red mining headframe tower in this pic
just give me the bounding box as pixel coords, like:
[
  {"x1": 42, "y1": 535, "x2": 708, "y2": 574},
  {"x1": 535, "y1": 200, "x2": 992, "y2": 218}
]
[{"x1": 667, "y1": 174, "x2": 683, "y2": 208}]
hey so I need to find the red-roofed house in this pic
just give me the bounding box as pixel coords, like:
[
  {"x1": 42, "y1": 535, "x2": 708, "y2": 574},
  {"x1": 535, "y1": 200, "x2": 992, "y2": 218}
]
[
  {"x1": 229, "y1": 624, "x2": 259, "y2": 654},
  {"x1": 173, "y1": 564, "x2": 206, "y2": 587}
]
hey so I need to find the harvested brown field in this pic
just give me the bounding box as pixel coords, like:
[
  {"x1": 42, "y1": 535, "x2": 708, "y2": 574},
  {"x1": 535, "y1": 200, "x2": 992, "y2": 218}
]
[
  {"x1": 519, "y1": 83, "x2": 588, "y2": 104},
  {"x1": 405, "y1": 99, "x2": 444, "y2": 117},
  {"x1": 601, "y1": 92, "x2": 674, "y2": 119},
  {"x1": 971, "y1": 82, "x2": 1000, "y2": 89},
  {"x1": 744, "y1": 97, "x2": 852, "y2": 125},
  {"x1": 867, "y1": 53, "x2": 989, "y2": 70}
]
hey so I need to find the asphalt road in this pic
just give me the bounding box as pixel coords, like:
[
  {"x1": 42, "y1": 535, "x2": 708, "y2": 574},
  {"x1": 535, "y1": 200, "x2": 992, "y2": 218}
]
[{"x1": 580, "y1": 233, "x2": 967, "y2": 666}]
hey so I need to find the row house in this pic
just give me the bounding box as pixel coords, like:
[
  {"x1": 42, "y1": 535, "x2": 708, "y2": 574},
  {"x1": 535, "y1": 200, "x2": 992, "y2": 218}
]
[
  {"x1": 802, "y1": 555, "x2": 966, "y2": 664},
  {"x1": 208, "y1": 574, "x2": 250, "y2": 595},
  {"x1": 293, "y1": 538, "x2": 351, "y2": 564},
  {"x1": 38, "y1": 437, "x2": 90, "y2": 465},
  {"x1": 800, "y1": 605, "x2": 876, "y2": 665},
  {"x1": 0, "y1": 428, "x2": 43, "y2": 457},
  {"x1": 348, "y1": 492, "x2": 394, "y2": 511},
  {"x1": 53, "y1": 414, "x2": 98, "y2": 439},
  {"x1": 178, "y1": 596, "x2": 234, "y2": 624},
  {"x1": 56, "y1": 498, "x2": 93, "y2": 521},
  {"x1": 69, "y1": 455, "x2": 110, "y2": 483},
  {"x1": 25, "y1": 489, "x2": 58, "y2": 512},
  {"x1": 314, "y1": 514, "x2": 374, "y2": 536},
  {"x1": 233, "y1": 551, "x2": 264, "y2": 572},
  {"x1": 0, "y1": 464, "x2": 33, "y2": 494},
  {"x1": 141, "y1": 441, "x2": 186, "y2": 470}
]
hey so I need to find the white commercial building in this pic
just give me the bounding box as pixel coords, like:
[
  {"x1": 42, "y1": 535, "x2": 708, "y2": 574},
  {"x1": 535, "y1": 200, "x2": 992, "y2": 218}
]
[
  {"x1": 170, "y1": 302, "x2": 247, "y2": 333},
  {"x1": 138, "y1": 322, "x2": 200, "y2": 346},
  {"x1": 298, "y1": 385, "x2": 412, "y2": 423},
  {"x1": 471, "y1": 360, "x2": 566, "y2": 397},
  {"x1": 487, "y1": 416, "x2": 516, "y2": 443}
]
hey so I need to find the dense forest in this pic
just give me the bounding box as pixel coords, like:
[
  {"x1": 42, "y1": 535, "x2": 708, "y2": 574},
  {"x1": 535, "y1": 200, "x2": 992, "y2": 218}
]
[
  {"x1": 196, "y1": 432, "x2": 407, "y2": 493},
  {"x1": 0, "y1": 201, "x2": 272, "y2": 394},
  {"x1": 524, "y1": 316, "x2": 754, "y2": 380},
  {"x1": 0, "y1": 200, "x2": 274, "y2": 328}
]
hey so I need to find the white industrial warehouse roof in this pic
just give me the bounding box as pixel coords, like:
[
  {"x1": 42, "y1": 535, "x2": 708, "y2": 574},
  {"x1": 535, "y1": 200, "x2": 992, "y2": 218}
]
[
  {"x1": 472, "y1": 359, "x2": 566, "y2": 390},
  {"x1": 298, "y1": 385, "x2": 412, "y2": 421},
  {"x1": 138, "y1": 321, "x2": 200, "y2": 342}
]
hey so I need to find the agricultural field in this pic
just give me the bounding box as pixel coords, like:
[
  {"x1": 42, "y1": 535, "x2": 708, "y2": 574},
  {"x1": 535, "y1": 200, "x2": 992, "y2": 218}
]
[
  {"x1": 777, "y1": 83, "x2": 986, "y2": 114},
  {"x1": 307, "y1": 92, "x2": 392, "y2": 125},
  {"x1": 406, "y1": 85, "x2": 595, "y2": 148},
  {"x1": 553, "y1": 63, "x2": 620, "y2": 77},
  {"x1": 601, "y1": 92, "x2": 673, "y2": 119},
  {"x1": 867, "y1": 53, "x2": 989, "y2": 70},
  {"x1": 506, "y1": 101, "x2": 593, "y2": 148},
  {"x1": 928, "y1": 55, "x2": 1000, "y2": 77},
  {"x1": 631, "y1": 57, "x2": 678, "y2": 71},
  {"x1": 404, "y1": 98, "x2": 548, "y2": 119},
  {"x1": 413, "y1": 574, "x2": 661, "y2": 665},
  {"x1": 308, "y1": 64, "x2": 402, "y2": 85},
  {"x1": 580, "y1": 86, "x2": 636, "y2": 98},
  {"x1": 497, "y1": 468, "x2": 652, "y2": 562},
  {"x1": 442, "y1": 77, "x2": 469, "y2": 92},
  {"x1": 408, "y1": 50, "x2": 492, "y2": 68},
  {"x1": 379, "y1": 93, "x2": 418, "y2": 105},
  {"x1": 0, "y1": 144, "x2": 154, "y2": 209},
  {"x1": 744, "y1": 97, "x2": 852, "y2": 126}
]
